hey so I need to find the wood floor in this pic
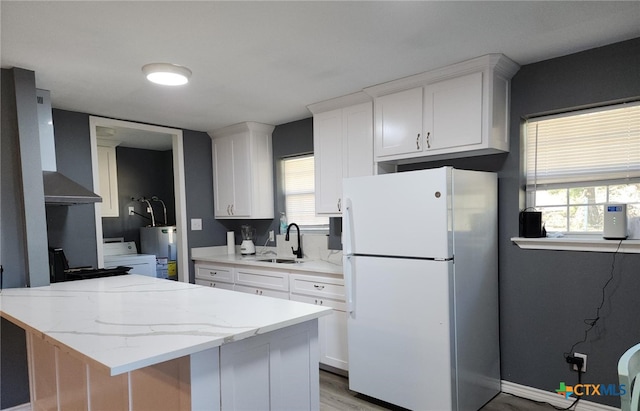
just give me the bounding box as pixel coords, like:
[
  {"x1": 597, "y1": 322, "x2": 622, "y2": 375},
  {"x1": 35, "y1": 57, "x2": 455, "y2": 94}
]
[{"x1": 319, "y1": 370, "x2": 557, "y2": 411}]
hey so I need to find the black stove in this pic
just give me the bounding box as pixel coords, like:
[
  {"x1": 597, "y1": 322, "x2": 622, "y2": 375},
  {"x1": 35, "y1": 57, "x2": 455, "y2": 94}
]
[
  {"x1": 63, "y1": 266, "x2": 132, "y2": 282},
  {"x1": 49, "y1": 247, "x2": 131, "y2": 283}
]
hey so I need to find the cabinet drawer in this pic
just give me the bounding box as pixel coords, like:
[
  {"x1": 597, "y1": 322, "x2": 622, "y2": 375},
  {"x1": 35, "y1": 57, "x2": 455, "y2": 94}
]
[
  {"x1": 195, "y1": 279, "x2": 234, "y2": 290},
  {"x1": 235, "y1": 268, "x2": 288, "y2": 292},
  {"x1": 290, "y1": 293, "x2": 346, "y2": 312},
  {"x1": 290, "y1": 274, "x2": 345, "y2": 301},
  {"x1": 234, "y1": 284, "x2": 289, "y2": 300},
  {"x1": 195, "y1": 264, "x2": 234, "y2": 283}
]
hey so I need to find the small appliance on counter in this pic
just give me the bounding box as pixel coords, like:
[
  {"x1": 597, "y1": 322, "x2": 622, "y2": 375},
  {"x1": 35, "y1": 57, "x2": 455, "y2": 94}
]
[
  {"x1": 49, "y1": 247, "x2": 131, "y2": 283},
  {"x1": 240, "y1": 225, "x2": 256, "y2": 255},
  {"x1": 519, "y1": 209, "x2": 543, "y2": 238},
  {"x1": 103, "y1": 241, "x2": 157, "y2": 277},
  {"x1": 603, "y1": 203, "x2": 628, "y2": 239}
]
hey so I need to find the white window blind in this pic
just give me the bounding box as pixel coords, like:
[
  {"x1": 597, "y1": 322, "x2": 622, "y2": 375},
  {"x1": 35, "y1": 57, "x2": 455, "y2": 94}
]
[
  {"x1": 282, "y1": 155, "x2": 328, "y2": 229},
  {"x1": 526, "y1": 102, "x2": 640, "y2": 190}
]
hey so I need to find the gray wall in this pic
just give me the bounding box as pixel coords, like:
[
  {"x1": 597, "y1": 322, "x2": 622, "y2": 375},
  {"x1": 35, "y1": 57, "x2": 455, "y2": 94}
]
[
  {"x1": 102, "y1": 146, "x2": 175, "y2": 249},
  {"x1": 271, "y1": 118, "x2": 342, "y2": 249},
  {"x1": 400, "y1": 37, "x2": 640, "y2": 407},
  {"x1": 183, "y1": 129, "x2": 229, "y2": 283},
  {"x1": 498, "y1": 37, "x2": 640, "y2": 407},
  {"x1": 0, "y1": 68, "x2": 32, "y2": 410}
]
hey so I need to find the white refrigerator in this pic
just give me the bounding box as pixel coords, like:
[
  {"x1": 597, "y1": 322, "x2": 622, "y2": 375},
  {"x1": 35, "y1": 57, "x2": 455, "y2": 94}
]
[{"x1": 342, "y1": 166, "x2": 500, "y2": 411}]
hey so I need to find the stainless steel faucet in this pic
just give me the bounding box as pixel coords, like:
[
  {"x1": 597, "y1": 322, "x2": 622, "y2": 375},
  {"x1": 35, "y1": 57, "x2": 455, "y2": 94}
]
[{"x1": 285, "y1": 223, "x2": 303, "y2": 259}]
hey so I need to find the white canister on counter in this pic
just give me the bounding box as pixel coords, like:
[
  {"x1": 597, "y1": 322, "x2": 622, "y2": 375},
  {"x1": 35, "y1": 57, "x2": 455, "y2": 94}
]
[{"x1": 227, "y1": 231, "x2": 235, "y2": 254}]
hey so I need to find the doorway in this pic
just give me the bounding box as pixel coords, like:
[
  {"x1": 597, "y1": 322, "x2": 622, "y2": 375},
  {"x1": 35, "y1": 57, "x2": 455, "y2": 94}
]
[{"x1": 88, "y1": 116, "x2": 189, "y2": 283}]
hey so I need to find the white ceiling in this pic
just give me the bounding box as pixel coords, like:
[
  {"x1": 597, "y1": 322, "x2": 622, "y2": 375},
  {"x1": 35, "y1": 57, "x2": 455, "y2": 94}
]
[{"x1": 2, "y1": 1, "x2": 639, "y2": 136}]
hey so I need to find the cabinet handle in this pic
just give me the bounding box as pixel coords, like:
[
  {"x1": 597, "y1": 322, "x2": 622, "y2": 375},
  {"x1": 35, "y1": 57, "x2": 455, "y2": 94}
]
[
  {"x1": 426, "y1": 132, "x2": 431, "y2": 149},
  {"x1": 313, "y1": 284, "x2": 325, "y2": 290},
  {"x1": 337, "y1": 198, "x2": 341, "y2": 212},
  {"x1": 209, "y1": 271, "x2": 217, "y2": 276},
  {"x1": 416, "y1": 133, "x2": 420, "y2": 150},
  {"x1": 226, "y1": 205, "x2": 231, "y2": 215},
  {"x1": 230, "y1": 204, "x2": 234, "y2": 215}
]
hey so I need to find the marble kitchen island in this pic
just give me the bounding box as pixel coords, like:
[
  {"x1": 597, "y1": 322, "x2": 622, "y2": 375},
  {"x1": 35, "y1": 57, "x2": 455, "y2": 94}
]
[{"x1": 0, "y1": 275, "x2": 332, "y2": 411}]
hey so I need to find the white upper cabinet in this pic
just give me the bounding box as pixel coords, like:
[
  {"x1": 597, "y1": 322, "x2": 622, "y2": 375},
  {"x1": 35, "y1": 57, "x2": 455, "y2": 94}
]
[
  {"x1": 365, "y1": 54, "x2": 519, "y2": 164},
  {"x1": 96, "y1": 139, "x2": 120, "y2": 218},
  {"x1": 209, "y1": 122, "x2": 275, "y2": 219},
  {"x1": 375, "y1": 87, "x2": 423, "y2": 157},
  {"x1": 308, "y1": 93, "x2": 373, "y2": 216},
  {"x1": 423, "y1": 71, "x2": 483, "y2": 151}
]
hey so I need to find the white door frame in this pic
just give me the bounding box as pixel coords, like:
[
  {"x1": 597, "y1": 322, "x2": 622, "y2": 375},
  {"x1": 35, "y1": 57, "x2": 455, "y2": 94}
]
[{"x1": 89, "y1": 116, "x2": 189, "y2": 283}]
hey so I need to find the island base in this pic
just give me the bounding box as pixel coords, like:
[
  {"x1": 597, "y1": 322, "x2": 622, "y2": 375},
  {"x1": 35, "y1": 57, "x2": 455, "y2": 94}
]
[{"x1": 26, "y1": 319, "x2": 319, "y2": 411}]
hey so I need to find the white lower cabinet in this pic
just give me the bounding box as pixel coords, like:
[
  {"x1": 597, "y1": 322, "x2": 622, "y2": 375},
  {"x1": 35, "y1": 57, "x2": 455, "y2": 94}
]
[
  {"x1": 194, "y1": 263, "x2": 235, "y2": 290},
  {"x1": 195, "y1": 279, "x2": 234, "y2": 290},
  {"x1": 234, "y1": 267, "x2": 290, "y2": 300},
  {"x1": 193, "y1": 261, "x2": 347, "y2": 371},
  {"x1": 290, "y1": 274, "x2": 348, "y2": 371},
  {"x1": 220, "y1": 320, "x2": 319, "y2": 410},
  {"x1": 234, "y1": 284, "x2": 289, "y2": 299}
]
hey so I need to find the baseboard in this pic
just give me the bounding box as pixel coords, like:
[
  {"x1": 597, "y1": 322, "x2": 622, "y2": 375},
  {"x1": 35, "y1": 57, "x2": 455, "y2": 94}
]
[
  {"x1": 2, "y1": 404, "x2": 31, "y2": 411},
  {"x1": 501, "y1": 380, "x2": 620, "y2": 411}
]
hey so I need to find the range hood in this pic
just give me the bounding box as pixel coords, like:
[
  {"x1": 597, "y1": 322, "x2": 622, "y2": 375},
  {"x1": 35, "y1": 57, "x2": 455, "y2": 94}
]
[{"x1": 37, "y1": 89, "x2": 102, "y2": 205}]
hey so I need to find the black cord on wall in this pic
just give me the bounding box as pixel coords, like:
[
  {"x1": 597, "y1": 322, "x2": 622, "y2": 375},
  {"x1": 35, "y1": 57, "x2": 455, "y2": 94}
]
[{"x1": 564, "y1": 239, "x2": 623, "y2": 358}]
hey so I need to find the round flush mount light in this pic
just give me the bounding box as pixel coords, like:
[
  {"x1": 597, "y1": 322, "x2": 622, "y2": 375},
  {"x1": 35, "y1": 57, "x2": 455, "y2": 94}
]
[{"x1": 142, "y1": 63, "x2": 192, "y2": 86}]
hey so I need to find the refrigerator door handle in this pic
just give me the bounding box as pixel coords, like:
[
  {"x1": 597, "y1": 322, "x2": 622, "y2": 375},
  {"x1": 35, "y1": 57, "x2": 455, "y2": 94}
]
[
  {"x1": 343, "y1": 198, "x2": 354, "y2": 256},
  {"x1": 344, "y1": 255, "x2": 355, "y2": 316}
]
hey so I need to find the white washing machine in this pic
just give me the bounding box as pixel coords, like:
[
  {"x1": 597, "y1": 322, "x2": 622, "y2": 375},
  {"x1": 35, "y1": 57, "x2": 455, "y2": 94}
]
[{"x1": 103, "y1": 241, "x2": 157, "y2": 278}]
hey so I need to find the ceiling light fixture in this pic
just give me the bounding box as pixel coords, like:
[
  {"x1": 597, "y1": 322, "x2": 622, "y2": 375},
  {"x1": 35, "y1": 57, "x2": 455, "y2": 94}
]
[{"x1": 142, "y1": 63, "x2": 192, "y2": 86}]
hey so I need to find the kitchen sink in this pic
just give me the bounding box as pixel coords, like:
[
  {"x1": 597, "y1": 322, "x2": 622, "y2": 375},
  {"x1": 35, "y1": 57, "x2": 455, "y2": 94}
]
[{"x1": 255, "y1": 258, "x2": 302, "y2": 264}]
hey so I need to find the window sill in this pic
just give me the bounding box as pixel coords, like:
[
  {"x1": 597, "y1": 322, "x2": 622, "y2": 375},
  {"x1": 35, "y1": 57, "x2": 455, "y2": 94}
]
[{"x1": 511, "y1": 236, "x2": 640, "y2": 253}]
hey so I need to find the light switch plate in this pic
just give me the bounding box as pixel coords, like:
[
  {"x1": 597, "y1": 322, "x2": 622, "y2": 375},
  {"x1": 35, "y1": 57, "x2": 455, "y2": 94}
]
[{"x1": 191, "y1": 218, "x2": 203, "y2": 231}]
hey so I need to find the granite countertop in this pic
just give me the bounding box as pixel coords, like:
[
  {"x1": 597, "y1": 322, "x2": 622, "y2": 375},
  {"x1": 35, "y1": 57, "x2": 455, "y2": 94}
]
[
  {"x1": 0, "y1": 275, "x2": 331, "y2": 375},
  {"x1": 192, "y1": 246, "x2": 343, "y2": 276}
]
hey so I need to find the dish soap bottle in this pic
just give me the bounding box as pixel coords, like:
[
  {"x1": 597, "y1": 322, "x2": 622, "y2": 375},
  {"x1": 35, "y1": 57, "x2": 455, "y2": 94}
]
[{"x1": 279, "y1": 212, "x2": 288, "y2": 235}]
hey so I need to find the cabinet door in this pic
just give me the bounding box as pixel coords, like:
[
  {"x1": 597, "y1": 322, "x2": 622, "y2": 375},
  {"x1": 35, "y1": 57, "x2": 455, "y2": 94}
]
[
  {"x1": 290, "y1": 294, "x2": 348, "y2": 371},
  {"x1": 343, "y1": 102, "x2": 373, "y2": 179},
  {"x1": 423, "y1": 71, "x2": 483, "y2": 151},
  {"x1": 234, "y1": 284, "x2": 289, "y2": 300},
  {"x1": 97, "y1": 145, "x2": 119, "y2": 217},
  {"x1": 195, "y1": 279, "x2": 234, "y2": 290},
  {"x1": 195, "y1": 264, "x2": 234, "y2": 282},
  {"x1": 212, "y1": 136, "x2": 235, "y2": 217},
  {"x1": 375, "y1": 87, "x2": 423, "y2": 158},
  {"x1": 228, "y1": 132, "x2": 251, "y2": 217},
  {"x1": 212, "y1": 133, "x2": 252, "y2": 218},
  {"x1": 314, "y1": 109, "x2": 344, "y2": 215},
  {"x1": 320, "y1": 308, "x2": 348, "y2": 371}
]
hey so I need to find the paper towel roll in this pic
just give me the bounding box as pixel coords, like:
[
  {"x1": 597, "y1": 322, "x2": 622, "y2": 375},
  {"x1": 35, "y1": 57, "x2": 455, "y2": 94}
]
[{"x1": 227, "y1": 231, "x2": 235, "y2": 254}]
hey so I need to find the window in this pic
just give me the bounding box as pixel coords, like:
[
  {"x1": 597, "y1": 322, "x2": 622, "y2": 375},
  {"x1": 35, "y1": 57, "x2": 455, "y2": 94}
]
[
  {"x1": 282, "y1": 155, "x2": 329, "y2": 231},
  {"x1": 525, "y1": 102, "x2": 640, "y2": 234}
]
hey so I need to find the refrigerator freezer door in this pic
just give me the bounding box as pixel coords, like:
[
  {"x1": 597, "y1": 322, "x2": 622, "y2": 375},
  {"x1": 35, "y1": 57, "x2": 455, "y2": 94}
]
[
  {"x1": 343, "y1": 167, "x2": 451, "y2": 259},
  {"x1": 346, "y1": 256, "x2": 454, "y2": 410}
]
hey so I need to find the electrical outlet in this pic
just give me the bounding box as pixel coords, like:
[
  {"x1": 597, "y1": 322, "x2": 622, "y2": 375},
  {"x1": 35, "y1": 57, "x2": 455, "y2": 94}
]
[
  {"x1": 573, "y1": 353, "x2": 587, "y2": 373},
  {"x1": 269, "y1": 230, "x2": 275, "y2": 242},
  {"x1": 191, "y1": 218, "x2": 202, "y2": 231},
  {"x1": 128, "y1": 206, "x2": 134, "y2": 216}
]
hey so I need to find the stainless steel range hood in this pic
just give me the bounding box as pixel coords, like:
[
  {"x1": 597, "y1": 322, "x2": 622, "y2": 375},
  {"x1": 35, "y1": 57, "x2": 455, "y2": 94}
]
[{"x1": 37, "y1": 89, "x2": 102, "y2": 205}]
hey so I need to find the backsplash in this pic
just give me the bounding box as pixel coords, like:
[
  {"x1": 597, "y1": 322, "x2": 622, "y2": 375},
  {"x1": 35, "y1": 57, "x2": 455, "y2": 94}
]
[{"x1": 276, "y1": 234, "x2": 342, "y2": 265}]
